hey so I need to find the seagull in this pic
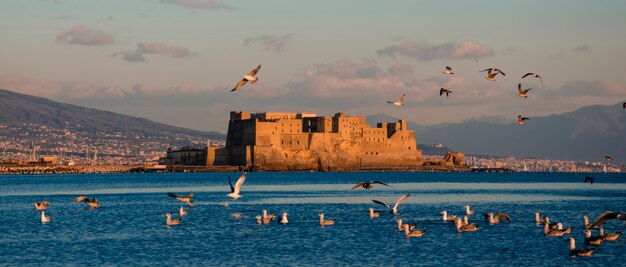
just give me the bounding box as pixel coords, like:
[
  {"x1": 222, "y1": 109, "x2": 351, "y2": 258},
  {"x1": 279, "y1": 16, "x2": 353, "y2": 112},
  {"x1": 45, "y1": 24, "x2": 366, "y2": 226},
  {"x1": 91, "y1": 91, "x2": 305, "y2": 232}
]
[
  {"x1": 480, "y1": 68, "x2": 506, "y2": 81},
  {"x1": 517, "y1": 115, "x2": 529, "y2": 125},
  {"x1": 517, "y1": 83, "x2": 532, "y2": 98},
  {"x1": 256, "y1": 215, "x2": 273, "y2": 224},
  {"x1": 587, "y1": 211, "x2": 626, "y2": 229},
  {"x1": 464, "y1": 205, "x2": 475, "y2": 215},
  {"x1": 583, "y1": 215, "x2": 592, "y2": 229},
  {"x1": 584, "y1": 176, "x2": 595, "y2": 185},
  {"x1": 599, "y1": 227, "x2": 622, "y2": 241},
  {"x1": 396, "y1": 219, "x2": 416, "y2": 232},
  {"x1": 368, "y1": 207, "x2": 380, "y2": 218},
  {"x1": 231, "y1": 65, "x2": 261, "y2": 92},
  {"x1": 280, "y1": 213, "x2": 289, "y2": 224},
  {"x1": 543, "y1": 223, "x2": 567, "y2": 236},
  {"x1": 179, "y1": 206, "x2": 188, "y2": 217},
  {"x1": 227, "y1": 172, "x2": 247, "y2": 200},
  {"x1": 623, "y1": 102, "x2": 625, "y2": 109},
  {"x1": 566, "y1": 238, "x2": 595, "y2": 257},
  {"x1": 535, "y1": 212, "x2": 547, "y2": 224},
  {"x1": 521, "y1": 73, "x2": 544, "y2": 87},
  {"x1": 454, "y1": 218, "x2": 478, "y2": 232},
  {"x1": 403, "y1": 224, "x2": 428, "y2": 238},
  {"x1": 262, "y1": 209, "x2": 276, "y2": 221},
  {"x1": 34, "y1": 201, "x2": 51, "y2": 211},
  {"x1": 40, "y1": 211, "x2": 51, "y2": 224},
  {"x1": 73, "y1": 196, "x2": 99, "y2": 209},
  {"x1": 166, "y1": 213, "x2": 182, "y2": 226},
  {"x1": 544, "y1": 216, "x2": 560, "y2": 230},
  {"x1": 442, "y1": 66, "x2": 454, "y2": 75},
  {"x1": 556, "y1": 222, "x2": 572, "y2": 234},
  {"x1": 372, "y1": 194, "x2": 410, "y2": 214},
  {"x1": 604, "y1": 156, "x2": 613, "y2": 161},
  {"x1": 318, "y1": 213, "x2": 335, "y2": 226},
  {"x1": 583, "y1": 229, "x2": 603, "y2": 246},
  {"x1": 167, "y1": 192, "x2": 194, "y2": 207},
  {"x1": 484, "y1": 212, "x2": 511, "y2": 224},
  {"x1": 440, "y1": 88, "x2": 452, "y2": 97},
  {"x1": 440, "y1": 210, "x2": 457, "y2": 222},
  {"x1": 387, "y1": 94, "x2": 405, "y2": 106},
  {"x1": 351, "y1": 181, "x2": 391, "y2": 190}
]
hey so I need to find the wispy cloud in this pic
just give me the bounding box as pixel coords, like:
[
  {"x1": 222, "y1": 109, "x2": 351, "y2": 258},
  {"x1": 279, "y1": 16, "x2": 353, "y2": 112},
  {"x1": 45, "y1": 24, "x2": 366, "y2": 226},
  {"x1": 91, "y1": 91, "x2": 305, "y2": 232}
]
[
  {"x1": 376, "y1": 40, "x2": 494, "y2": 61},
  {"x1": 56, "y1": 25, "x2": 115, "y2": 46},
  {"x1": 159, "y1": 0, "x2": 231, "y2": 9},
  {"x1": 242, "y1": 34, "x2": 294, "y2": 53},
  {"x1": 572, "y1": 44, "x2": 592, "y2": 53},
  {"x1": 112, "y1": 43, "x2": 197, "y2": 62}
]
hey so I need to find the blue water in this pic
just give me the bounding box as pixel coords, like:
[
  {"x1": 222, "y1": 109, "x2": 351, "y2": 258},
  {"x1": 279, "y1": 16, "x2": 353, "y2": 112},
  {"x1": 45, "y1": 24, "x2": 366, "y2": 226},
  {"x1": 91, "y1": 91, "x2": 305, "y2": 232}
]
[{"x1": 1, "y1": 172, "x2": 625, "y2": 266}]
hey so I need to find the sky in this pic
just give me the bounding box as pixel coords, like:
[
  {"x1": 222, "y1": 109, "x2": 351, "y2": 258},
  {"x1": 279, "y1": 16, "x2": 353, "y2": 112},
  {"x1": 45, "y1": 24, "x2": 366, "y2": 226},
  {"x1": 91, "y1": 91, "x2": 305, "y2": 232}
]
[{"x1": 1, "y1": 0, "x2": 625, "y2": 132}]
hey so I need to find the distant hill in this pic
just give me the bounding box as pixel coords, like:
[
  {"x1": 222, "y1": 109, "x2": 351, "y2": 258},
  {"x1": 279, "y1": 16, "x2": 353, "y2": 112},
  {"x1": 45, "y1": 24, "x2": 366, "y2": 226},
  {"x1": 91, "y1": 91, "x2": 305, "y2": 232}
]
[
  {"x1": 0, "y1": 88, "x2": 225, "y2": 140},
  {"x1": 367, "y1": 103, "x2": 626, "y2": 163}
]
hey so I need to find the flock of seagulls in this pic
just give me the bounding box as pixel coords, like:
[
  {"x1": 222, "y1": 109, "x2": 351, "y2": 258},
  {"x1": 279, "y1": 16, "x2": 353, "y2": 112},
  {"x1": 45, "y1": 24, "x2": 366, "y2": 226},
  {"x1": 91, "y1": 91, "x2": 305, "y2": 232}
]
[{"x1": 31, "y1": 173, "x2": 624, "y2": 258}]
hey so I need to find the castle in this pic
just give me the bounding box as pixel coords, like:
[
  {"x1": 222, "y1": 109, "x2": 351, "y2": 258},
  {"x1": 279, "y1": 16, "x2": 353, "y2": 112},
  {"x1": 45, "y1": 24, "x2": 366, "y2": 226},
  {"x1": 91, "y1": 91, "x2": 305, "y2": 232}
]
[{"x1": 206, "y1": 111, "x2": 424, "y2": 171}]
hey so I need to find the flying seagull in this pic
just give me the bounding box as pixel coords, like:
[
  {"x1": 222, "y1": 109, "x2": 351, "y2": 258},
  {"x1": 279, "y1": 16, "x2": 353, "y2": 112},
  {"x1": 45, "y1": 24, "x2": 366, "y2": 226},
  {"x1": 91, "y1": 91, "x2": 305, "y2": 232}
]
[
  {"x1": 480, "y1": 68, "x2": 506, "y2": 81},
  {"x1": 584, "y1": 176, "x2": 595, "y2": 185},
  {"x1": 351, "y1": 181, "x2": 391, "y2": 190},
  {"x1": 167, "y1": 192, "x2": 194, "y2": 207},
  {"x1": 517, "y1": 83, "x2": 532, "y2": 98},
  {"x1": 623, "y1": 102, "x2": 625, "y2": 109},
  {"x1": 440, "y1": 88, "x2": 452, "y2": 97},
  {"x1": 227, "y1": 172, "x2": 247, "y2": 200},
  {"x1": 522, "y1": 73, "x2": 544, "y2": 87},
  {"x1": 483, "y1": 212, "x2": 511, "y2": 224},
  {"x1": 517, "y1": 115, "x2": 529, "y2": 125},
  {"x1": 372, "y1": 193, "x2": 410, "y2": 214},
  {"x1": 442, "y1": 66, "x2": 454, "y2": 75},
  {"x1": 231, "y1": 65, "x2": 261, "y2": 92},
  {"x1": 34, "y1": 201, "x2": 51, "y2": 211},
  {"x1": 587, "y1": 211, "x2": 626, "y2": 229},
  {"x1": 387, "y1": 94, "x2": 405, "y2": 106},
  {"x1": 73, "y1": 196, "x2": 100, "y2": 209},
  {"x1": 605, "y1": 156, "x2": 613, "y2": 161}
]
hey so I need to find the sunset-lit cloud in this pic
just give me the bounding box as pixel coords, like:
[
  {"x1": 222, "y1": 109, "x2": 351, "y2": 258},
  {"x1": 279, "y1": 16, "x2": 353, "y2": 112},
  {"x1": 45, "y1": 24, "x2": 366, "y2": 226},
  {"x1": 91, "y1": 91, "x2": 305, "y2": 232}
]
[
  {"x1": 376, "y1": 40, "x2": 494, "y2": 61},
  {"x1": 56, "y1": 25, "x2": 115, "y2": 46},
  {"x1": 112, "y1": 43, "x2": 196, "y2": 62},
  {"x1": 242, "y1": 34, "x2": 293, "y2": 53}
]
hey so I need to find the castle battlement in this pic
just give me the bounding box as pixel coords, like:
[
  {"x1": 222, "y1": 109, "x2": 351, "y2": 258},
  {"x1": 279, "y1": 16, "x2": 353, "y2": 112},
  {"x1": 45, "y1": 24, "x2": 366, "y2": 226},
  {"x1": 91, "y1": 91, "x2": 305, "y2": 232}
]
[{"x1": 209, "y1": 111, "x2": 423, "y2": 171}]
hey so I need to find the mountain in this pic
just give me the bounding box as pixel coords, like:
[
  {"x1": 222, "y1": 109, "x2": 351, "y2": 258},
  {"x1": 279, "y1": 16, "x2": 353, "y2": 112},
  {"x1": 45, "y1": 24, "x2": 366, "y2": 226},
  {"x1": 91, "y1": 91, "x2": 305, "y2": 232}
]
[
  {"x1": 366, "y1": 113, "x2": 448, "y2": 134},
  {"x1": 412, "y1": 103, "x2": 626, "y2": 164},
  {"x1": 0, "y1": 88, "x2": 224, "y2": 139}
]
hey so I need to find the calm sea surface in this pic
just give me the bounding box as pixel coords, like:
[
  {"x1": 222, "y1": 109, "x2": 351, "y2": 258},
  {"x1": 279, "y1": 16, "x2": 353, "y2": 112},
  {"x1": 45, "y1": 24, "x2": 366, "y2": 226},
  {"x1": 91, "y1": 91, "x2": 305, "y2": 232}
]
[{"x1": 1, "y1": 172, "x2": 625, "y2": 266}]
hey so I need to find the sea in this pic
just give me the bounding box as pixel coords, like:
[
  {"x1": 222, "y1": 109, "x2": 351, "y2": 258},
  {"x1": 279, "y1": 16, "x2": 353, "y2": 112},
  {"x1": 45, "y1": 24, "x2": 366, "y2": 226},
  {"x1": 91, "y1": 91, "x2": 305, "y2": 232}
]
[{"x1": 1, "y1": 172, "x2": 625, "y2": 266}]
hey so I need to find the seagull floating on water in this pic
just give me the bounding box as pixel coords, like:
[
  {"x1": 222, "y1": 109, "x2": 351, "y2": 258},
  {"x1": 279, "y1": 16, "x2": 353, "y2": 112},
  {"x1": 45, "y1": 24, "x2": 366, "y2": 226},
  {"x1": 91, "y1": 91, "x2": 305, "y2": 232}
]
[
  {"x1": 231, "y1": 65, "x2": 261, "y2": 92},
  {"x1": 521, "y1": 72, "x2": 544, "y2": 87},
  {"x1": 566, "y1": 237, "x2": 595, "y2": 257},
  {"x1": 480, "y1": 68, "x2": 506, "y2": 81},
  {"x1": 227, "y1": 173, "x2": 247, "y2": 200},
  {"x1": 464, "y1": 205, "x2": 474, "y2": 215},
  {"x1": 166, "y1": 213, "x2": 182, "y2": 226},
  {"x1": 396, "y1": 219, "x2": 416, "y2": 232},
  {"x1": 441, "y1": 210, "x2": 456, "y2": 222},
  {"x1": 387, "y1": 94, "x2": 405, "y2": 106},
  {"x1": 318, "y1": 213, "x2": 335, "y2": 226},
  {"x1": 543, "y1": 222, "x2": 567, "y2": 236},
  {"x1": 34, "y1": 201, "x2": 51, "y2": 211},
  {"x1": 73, "y1": 196, "x2": 99, "y2": 209},
  {"x1": 442, "y1": 66, "x2": 454, "y2": 75},
  {"x1": 372, "y1": 194, "x2": 410, "y2": 214},
  {"x1": 352, "y1": 181, "x2": 390, "y2": 190},
  {"x1": 517, "y1": 115, "x2": 529, "y2": 125},
  {"x1": 584, "y1": 176, "x2": 595, "y2": 185},
  {"x1": 368, "y1": 207, "x2": 380, "y2": 218},
  {"x1": 262, "y1": 209, "x2": 276, "y2": 221},
  {"x1": 535, "y1": 212, "x2": 547, "y2": 224},
  {"x1": 167, "y1": 192, "x2": 194, "y2": 207},
  {"x1": 40, "y1": 211, "x2": 51, "y2": 224},
  {"x1": 517, "y1": 83, "x2": 532, "y2": 98},
  {"x1": 454, "y1": 218, "x2": 478, "y2": 232},
  {"x1": 403, "y1": 224, "x2": 428, "y2": 238},
  {"x1": 583, "y1": 229, "x2": 603, "y2": 246},
  {"x1": 587, "y1": 211, "x2": 626, "y2": 229},
  {"x1": 599, "y1": 227, "x2": 622, "y2": 241},
  {"x1": 280, "y1": 213, "x2": 289, "y2": 224},
  {"x1": 255, "y1": 215, "x2": 273, "y2": 224},
  {"x1": 484, "y1": 212, "x2": 511, "y2": 224},
  {"x1": 439, "y1": 88, "x2": 452, "y2": 97},
  {"x1": 179, "y1": 206, "x2": 188, "y2": 217}
]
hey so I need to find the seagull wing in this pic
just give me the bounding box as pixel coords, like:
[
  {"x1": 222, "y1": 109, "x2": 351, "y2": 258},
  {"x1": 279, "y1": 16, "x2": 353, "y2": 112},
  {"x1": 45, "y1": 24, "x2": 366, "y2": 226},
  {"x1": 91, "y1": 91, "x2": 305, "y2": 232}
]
[
  {"x1": 372, "y1": 181, "x2": 391, "y2": 187},
  {"x1": 522, "y1": 73, "x2": 533, "y2": 79},
  {"x1": 248, "y1": 65, "x2": 261, "y2": 76},
  {"x1": 351, "y1": 182, "x2": 366, "y2": 190},
  {"x1": 446, "y1": 66, "x2": 452, "y2": 71},
  {"x1": 588, "y1": 211, "x2": 618, "y2": 228},
  {"x1": 372, "y1": 199, "x2": 390, "y2": 209},
  {"x1": 73, "y1": 196, "x2": 89, "y2": 203},
  {"x1": 233, "y1": 173, "x2": 247, "y2": 194},
  {"x1": 440, "y1": 88, "x2": 444, "y2": 96},
  {"x1": 41, "y1": 201, "x2": 51, "y2": 206},
  {"x1": 479, "y1": 68, "x2": 492, "y2": 72},
  {"x1": 495, "y1": 69, "x2": 506, "y2": 76},
  {"x1": 524, "y1": 88, "x2": 532, "y2": 94},
  {"x1": 399, "y1": 94, "x2": 405, "y2": 102},
  {"x1": 392, "y1": 194, "x2": 410, "y2": 210},
  {"x1": 185, "y1": 192, "x2": 194, "y2": 199},
  {"x1": 539, "y1": 76, "x2": 544, "y2": 87},
  {"x1": 167, "y1": 193, "x2": 180, "y2": 199},
  {"x1": 518, "y1": 83, "x2": 522, "y2": 93},
  {"x1": 231, "y1": 79, "x2": 248, "y2": 92},
  {"x1": 495, "y1": 213, "x2": 511, "y2": 221},
  {"x1": 228, "y1": 176, "x2": 235, "y2": 193}
]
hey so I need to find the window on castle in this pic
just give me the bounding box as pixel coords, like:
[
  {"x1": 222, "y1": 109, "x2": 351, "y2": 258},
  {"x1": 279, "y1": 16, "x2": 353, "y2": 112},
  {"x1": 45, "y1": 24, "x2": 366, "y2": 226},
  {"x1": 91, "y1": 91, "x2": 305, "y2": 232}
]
[{"x1": 376, "y1": 152, "x2": 379, "y2": 155}]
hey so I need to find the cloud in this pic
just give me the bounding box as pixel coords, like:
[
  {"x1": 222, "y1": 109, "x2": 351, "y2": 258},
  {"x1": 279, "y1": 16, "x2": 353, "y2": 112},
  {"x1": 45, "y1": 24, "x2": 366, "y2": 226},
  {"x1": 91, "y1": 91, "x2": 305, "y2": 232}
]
[
  {"x1": 159, "y1": 0, "x2": 231, "y2": 9},
  {"x1": 242, "y1": 34, "x2": 293, "y2": 53},
  {"x1": 544, "y1": 81, "x2": 625, "y2": 98},
  {"x1": 113, "y1": 43, "x2": 197, "y2": 62},
  {"x1": 56, "y1": 25, "x2": 115, "y2": 46},
  {"x1": 572, "y1": 44, "x2": 592, "y2": 53},
  {"x1": 376, "y1": 40, "x2": 494, "y2": 61}
]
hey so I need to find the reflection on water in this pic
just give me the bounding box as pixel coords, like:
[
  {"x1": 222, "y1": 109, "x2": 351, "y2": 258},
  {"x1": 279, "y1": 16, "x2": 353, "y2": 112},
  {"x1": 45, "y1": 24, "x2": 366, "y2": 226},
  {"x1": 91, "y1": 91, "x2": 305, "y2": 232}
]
[{"x1": 1, "y1": 172, "x2": 625, "y2": 266}]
